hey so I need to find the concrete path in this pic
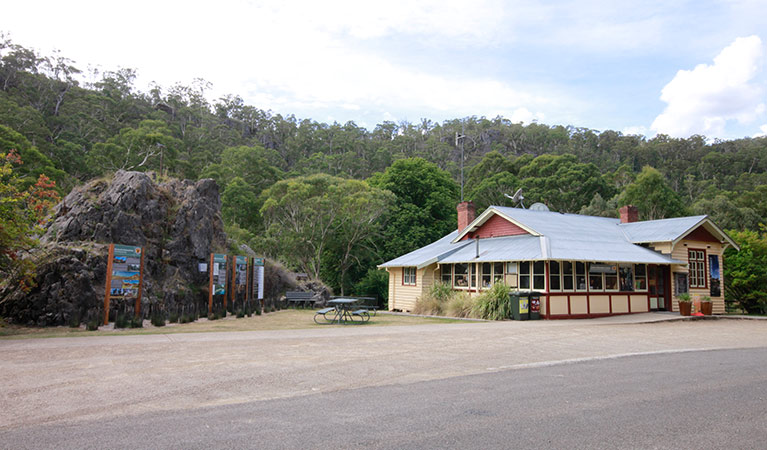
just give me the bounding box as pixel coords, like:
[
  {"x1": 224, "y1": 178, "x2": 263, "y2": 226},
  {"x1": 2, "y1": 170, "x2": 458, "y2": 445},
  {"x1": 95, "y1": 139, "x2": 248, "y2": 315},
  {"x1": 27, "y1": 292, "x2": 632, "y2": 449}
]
[{"x1": 1, "y1": 317, "x2": 766, "y2": 430}]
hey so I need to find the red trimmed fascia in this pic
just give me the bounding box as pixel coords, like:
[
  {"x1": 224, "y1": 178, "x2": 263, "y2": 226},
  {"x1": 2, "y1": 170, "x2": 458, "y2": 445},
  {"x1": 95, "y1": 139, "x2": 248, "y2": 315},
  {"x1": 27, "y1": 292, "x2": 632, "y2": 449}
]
[{"x1": 462, "y1": 214, "x2": 529, "y2": 240}]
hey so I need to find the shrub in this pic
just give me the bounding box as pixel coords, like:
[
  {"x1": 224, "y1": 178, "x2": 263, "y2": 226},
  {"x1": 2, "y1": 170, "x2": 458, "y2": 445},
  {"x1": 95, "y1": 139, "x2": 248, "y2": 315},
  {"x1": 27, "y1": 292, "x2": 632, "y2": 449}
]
[
  {"x1": 445, "y1": 292, "x2": 475, "y2": 318},
  {"x1": 150, "y1": 312, "x2": 166, "y2": 327},
  {"x1": 413, "y1": 295, "x2": 441, "y2": 316},
  {"x1": 130, "y1": 316, "x2": 143, "y2": 328},
  {"x1": 472, "y1": 282, "x2": 512, "y2": 320},
  {"x1": 114, "y1": 314, "x2": 129, "y2": 329},
  {"x1": 413, "y1": 282, "x2": 455, "y2": 316},
  {"x1": 86, "y1": 318, "x2": 100, "y2": 331},
  {"x1": 236, "y1": 309, "x2": 245, "y2": 318},
  {"x1": 68, "y1": 312, "x2": 81, "y2": 328},
  {"x1": 168, "y1": 312, "x2": 180, "y2": 323}
]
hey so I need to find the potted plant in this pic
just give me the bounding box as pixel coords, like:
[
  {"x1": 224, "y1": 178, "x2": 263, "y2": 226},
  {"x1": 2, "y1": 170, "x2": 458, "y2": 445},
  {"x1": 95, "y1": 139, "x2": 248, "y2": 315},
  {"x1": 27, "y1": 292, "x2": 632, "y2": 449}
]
[
  {"x1": 677, "y1": 293, "x2": 692, "y2": 316},
  {"x1": 699, "y1": 295, "x2": 713, "y2": 316}
]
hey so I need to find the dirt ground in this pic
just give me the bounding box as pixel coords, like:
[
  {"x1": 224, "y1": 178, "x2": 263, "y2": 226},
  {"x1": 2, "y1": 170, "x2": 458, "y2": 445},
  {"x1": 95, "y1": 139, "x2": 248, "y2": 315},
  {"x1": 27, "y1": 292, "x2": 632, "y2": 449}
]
[
  {"x1": 0, "y1": 309, "x2": 461, "y2": 339},
  {"x1": 1, "y1": 314, "x2": 765, "y2": 430}
]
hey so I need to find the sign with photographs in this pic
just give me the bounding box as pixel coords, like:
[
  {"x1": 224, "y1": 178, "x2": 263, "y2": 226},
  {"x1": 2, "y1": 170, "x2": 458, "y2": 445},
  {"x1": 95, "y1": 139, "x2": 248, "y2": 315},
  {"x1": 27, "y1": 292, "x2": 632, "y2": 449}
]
[
  {"x1": 709, "y1": 255, "x2": 721, "y2": 297},
  {"x1": 235, "y1": 256, "x2": 248, "y2": 287},
  {"x1": 208, "y1": 253, "x2": 228, "y2": 315},
  {"x1": 211, "y1": 254, "x2": 227, "y2": 295},
  {"x1": 103, "y1": 244, "x2": 144, "y2": 325}
]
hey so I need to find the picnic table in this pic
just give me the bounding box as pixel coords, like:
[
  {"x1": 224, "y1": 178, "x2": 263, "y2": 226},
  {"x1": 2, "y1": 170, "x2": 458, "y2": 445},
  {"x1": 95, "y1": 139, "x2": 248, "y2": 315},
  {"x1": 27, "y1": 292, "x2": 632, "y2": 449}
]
[{"x1": 313, "y1": 298, "x2": 370, "y2": 324}]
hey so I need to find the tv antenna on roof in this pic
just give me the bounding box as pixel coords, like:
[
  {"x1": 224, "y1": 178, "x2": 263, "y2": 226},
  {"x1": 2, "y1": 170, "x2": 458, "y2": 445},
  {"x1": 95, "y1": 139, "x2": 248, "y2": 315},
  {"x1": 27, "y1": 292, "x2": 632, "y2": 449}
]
[
  {"x1": 504, "y1": 188, "x2": 525, "y2": 209},
  {"x1": 456, "y1": 127, "x2": 466, "y2": 202}
]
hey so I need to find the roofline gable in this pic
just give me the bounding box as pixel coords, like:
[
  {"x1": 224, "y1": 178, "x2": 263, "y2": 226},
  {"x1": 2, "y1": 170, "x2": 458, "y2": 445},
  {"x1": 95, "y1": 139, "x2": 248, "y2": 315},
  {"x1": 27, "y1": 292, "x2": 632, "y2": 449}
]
[
  {"x1": 671, "y1": 216, "x2": 739, "y2": 251},
  {"x1": 452, "y1": 206, "x2": 541, "y2": 243}
]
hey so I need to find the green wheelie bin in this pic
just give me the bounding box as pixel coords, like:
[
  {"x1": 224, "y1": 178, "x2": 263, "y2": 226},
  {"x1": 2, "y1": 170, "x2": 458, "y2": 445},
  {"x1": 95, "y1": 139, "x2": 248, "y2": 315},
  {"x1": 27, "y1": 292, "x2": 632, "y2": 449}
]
[{"x1": 510, "y1": 291, "x2": 529, "y2": 321}]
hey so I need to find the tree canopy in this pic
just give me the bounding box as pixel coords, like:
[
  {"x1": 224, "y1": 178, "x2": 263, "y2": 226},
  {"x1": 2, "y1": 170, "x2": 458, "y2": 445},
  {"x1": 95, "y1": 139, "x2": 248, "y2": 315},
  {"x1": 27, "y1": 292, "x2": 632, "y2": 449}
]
[{"x1": 1, "y1": 36, "x2": 767, "y2": 308}]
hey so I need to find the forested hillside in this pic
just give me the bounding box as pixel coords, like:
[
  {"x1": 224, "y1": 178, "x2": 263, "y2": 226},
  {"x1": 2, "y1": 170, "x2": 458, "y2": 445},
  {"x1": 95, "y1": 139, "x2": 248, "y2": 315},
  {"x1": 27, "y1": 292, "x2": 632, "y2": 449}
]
[{"x1": 1, "y1": 37, "x2": 766, "y2": 306}]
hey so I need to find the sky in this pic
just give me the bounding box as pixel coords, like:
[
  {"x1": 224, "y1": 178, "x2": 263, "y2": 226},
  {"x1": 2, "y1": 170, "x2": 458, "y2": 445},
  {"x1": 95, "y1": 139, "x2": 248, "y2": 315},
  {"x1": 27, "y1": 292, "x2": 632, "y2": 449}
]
[{"x1": 2, "y1": 0, "x2": 767, "y2": 140}]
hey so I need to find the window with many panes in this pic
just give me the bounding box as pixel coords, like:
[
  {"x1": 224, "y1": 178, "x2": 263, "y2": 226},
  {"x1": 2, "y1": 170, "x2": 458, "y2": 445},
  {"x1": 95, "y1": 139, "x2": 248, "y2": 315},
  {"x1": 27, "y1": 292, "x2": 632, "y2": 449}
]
[
  {"x1": 441, "y1": 264, "x2": 452, "y2": 284},
  {"x1": 634, "y1": 264, "x2": 647, "y2": 291},
  {"x1": 533, "y1": 261, "x2": 546, "y2": 290},
  {"x1": 619, "y1": 264, "x2": 634, "y2": 291},
  {"x1": 549, "y1": 261, "x2": 575, "y2": 291},
  {"x1": 519, "y1": 261, "x2": 531, "y2": 289},
  {"x1": 549, "y1": 261, "x2": 561, "y2": 291},
  {"x1": 403, "y1": 267, "x2": 416, "y2": 285},
  {"x1": 454, "y1": 263, "x2": 468, "y2": 287},
  {"x1": 576, "y1": 262, "x2": 587, "y2": 291},
  {"x1": 588, "y1": 263, "x2": 619, "y2": 291},
  {"x1": 688, "y1": 250, "x2": 707, "y2": 288},
  {"x1": 494, "y1": 262, "x2": 504, "y2": 284},
  {"x1": 481, "y1": 262, "x2": 492, "y2": 288},
  {"x1": 562, "y1": 261, "x2": 574, "y2": 291},
  {"x1": 588, "y1": 263, "x2": 603, "y2": 290}
]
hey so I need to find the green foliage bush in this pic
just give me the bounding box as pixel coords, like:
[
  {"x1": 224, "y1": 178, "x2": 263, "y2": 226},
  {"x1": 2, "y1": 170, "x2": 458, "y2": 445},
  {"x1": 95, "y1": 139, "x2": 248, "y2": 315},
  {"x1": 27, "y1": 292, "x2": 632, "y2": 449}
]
[
  {"x1": 413, "y1": 281, "x2": 451, "y2": 315},
  {"x1": 472, "y1": 282, "x2": 512, "y2": 320},
  {"x1": 68, "y1": 312, "x2": 81, "y2": 328},
  {"x1": 724, "y1": 229, "x2": 767, "y2": 314},
  {"x1": 150, "y1": 312, "x2": 166, "y2": 327},
  {"x1": 353, "y1": 268, "x2": 389, "y2": 306},
  {"x1": 413, "y1": 281, "x2": 478, "y2": 318},
  {"x1": 444, "y1": 292, "x2": 475, "y2": 318},
  {"x1": 86, "y1": 318, "x2": 100, "y2": 331},
  {"x1": 114, "y1": 314, "x2": 129, "y2": 329}
]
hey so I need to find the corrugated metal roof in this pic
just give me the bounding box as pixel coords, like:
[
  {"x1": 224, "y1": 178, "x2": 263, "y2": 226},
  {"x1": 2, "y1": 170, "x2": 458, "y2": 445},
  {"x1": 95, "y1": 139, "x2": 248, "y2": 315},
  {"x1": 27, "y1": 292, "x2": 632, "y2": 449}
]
[
  {"x1": 440, "y1": 234, "x2": 543, "y2": 263},
  {"x1": 379, "y1": 207, "x2": 699, "y2": 268},
  {"x1": 619, "y1": 215, "x2": 708, "y2": 243},
  {"x1": 493, "y1": 206, "x2": 627, "y2": 244},
  {"x1": 546, "y1": 235, "x2": 680, "y2": 264},
  {"x1": 377, "y1": 230, "x2": 472, "y2": 269}
]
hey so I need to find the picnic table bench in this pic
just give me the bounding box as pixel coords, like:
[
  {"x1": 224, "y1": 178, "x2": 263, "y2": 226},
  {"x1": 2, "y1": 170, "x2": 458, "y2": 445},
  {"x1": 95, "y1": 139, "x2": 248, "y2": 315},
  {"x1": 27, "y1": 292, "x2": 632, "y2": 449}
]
[
  {"x1": 314, "y1": 298, "x2": 370, "y2": 324},
  {"x1": 286, "y1": 291, "x2": 314, "y2": 308},
  {"x1": 336, "y1": 296, "x2": 379, "y2": 316}
]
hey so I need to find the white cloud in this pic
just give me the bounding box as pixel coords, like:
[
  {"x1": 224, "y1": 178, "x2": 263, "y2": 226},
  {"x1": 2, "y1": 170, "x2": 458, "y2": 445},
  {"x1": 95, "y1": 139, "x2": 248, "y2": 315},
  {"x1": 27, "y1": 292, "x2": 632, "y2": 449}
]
[
  {"x1": 754, "y1": 124, "x2": 767, "y2": 137},
  {"x1": 622, "y1": 126, "x2": 649, "y2": 137},
  {"x1": 651, "y1": 35, "x2": 766, "y2": 138},
  {"x1": 509, "y1": 107, "x2": 545, "y2": 124}
]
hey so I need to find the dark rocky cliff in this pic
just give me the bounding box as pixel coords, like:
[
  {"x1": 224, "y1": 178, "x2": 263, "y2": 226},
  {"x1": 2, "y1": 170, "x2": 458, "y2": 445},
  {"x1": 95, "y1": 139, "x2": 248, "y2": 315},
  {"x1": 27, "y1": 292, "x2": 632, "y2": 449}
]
[{"x1": 0, "y1": 171, "x2": 228, "y2": 326}]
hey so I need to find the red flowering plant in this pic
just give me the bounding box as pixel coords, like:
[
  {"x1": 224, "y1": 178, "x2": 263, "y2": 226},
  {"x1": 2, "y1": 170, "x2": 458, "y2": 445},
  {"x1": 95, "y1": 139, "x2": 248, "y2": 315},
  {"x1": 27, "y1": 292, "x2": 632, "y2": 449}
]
[{"x1": 0, "y1": 150, "x2": 61, "y2": 291}]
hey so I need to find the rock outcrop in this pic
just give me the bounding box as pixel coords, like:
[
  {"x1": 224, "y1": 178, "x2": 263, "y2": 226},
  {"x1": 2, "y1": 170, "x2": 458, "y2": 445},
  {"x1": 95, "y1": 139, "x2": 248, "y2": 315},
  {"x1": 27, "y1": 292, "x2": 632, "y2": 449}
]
[{"x1": 1, "y1": 171, "x2": 228, "y2": 326}]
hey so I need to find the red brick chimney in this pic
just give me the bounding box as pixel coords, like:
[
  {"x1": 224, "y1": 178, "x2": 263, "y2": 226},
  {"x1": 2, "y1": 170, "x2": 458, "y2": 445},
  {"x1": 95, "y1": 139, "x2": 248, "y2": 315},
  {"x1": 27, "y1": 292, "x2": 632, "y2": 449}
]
[
  {"x1": 619, "y1": 205, "x2": 639, "y2": 223},
  {"x1": 457, "y1": 201, "x2": 476, "y2": 232}
]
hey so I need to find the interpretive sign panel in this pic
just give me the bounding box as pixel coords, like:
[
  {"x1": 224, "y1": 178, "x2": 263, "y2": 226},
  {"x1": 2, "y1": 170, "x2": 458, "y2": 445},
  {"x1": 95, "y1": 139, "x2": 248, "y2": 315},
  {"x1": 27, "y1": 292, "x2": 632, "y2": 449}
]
[
  {"x1": 709, "y1": 255, "x2": 721, "y2": 297},
  {"x1": 103, "y1": 244, "x2": 144, "y2": 325},
  {"x1": 252, "y1": 257, "x2": 264, "y2": 300},
  {"x1": 235, "y1": 256, "x2": 248, "y2": 287},
  {"x1": 208, "y1": 253, "x2": 228, "y2": 314},
  {"x1": 229, "y1": 255, "x2": 248, "y2": 309}
]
